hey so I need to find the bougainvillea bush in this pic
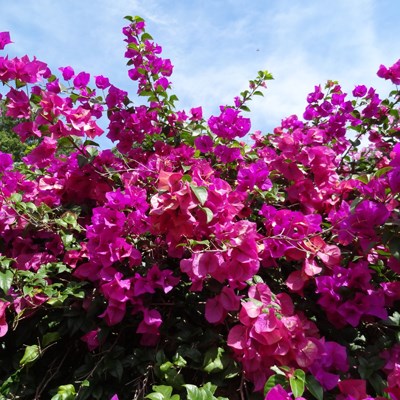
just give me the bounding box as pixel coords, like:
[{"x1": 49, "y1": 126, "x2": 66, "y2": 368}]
[{"x1": 0, "y1": 17, "x2": 399, "y2": 400}]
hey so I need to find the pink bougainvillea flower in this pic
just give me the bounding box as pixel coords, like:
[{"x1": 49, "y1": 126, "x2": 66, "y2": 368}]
[
  {"x1": 214, "y1": 144, "x2": 243, "y2": 163},
  {"x1": 295, "y1": 339, "x2": 319, "y2": 368},
  {"x1": 94, "y1": 75, "x2": 110, "y2": 89},
  {"x1": 264, "y1": 384, "x2": 291, "y2": 400},
  {"x1": 194, "y1": 135, "x2": 214, "y2": 153},
  {"x1": 46, "y1": 79, "x2": 61, "y2": 93},
  {"x1": 180, "y1": 251, "x2": 223, "y2": 290},
  {"x1": 377, "y1": 59, "x2": 400, "y2": 85},
  {"x1": 23, "y1": 136, "x2": 57, "y2": 168},
  {"x1": 309, "y1": 341, "x2": 348, "y2": 390},
  {"x1": 338, "y1": 379, "x2": 368, "y2": 400},
  {"x1": 0, "y1": 32, "x2": 12, "y2": 50},
  {"x1": 81, "y1": 328, "x2": 102, "y2": 351},
  {"x1": 0, "y1": 301, "x2": 10, "y2": 337},
  {"x1": 145, "y1": 264, "x2": 179, "y2": 293},
  {"x1": 208, "y1": 106, "x2": 251, "y2": 139},
  {"x1": 98, "y1": 299, "x2": 126, "y2": 326},
  {"x1": 205, "y1": 286, "x2": 241, "y2": 324},
  {"x1": 73, "y1": 71, "x2": 90, "y2": 88},
  {"x1": 58, "y1": 66, "x2": 75, "y2": 80},
  {"x1": 388, "y1": 167, "x2": 400, "y2": 193},
  {"x1": 190, "y1": 106, "x2": 203, "y2": 121},
  {"x1": 136, "y1": 308, "x2": 162, "y2": 346},
  {"x1": 352, "y1": 85, "x2": 368, "y2": 97},
  {"x1": 5, "y1": 88, "x2": 31, "y2": 119},
  {"x1": 0, "y1": 152, "x2": 13, "y2": 172}
]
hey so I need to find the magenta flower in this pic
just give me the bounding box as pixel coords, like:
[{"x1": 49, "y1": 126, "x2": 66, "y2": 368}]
[
  {"x1": 81, "y1": 328, "x2": 102, "y2": 351},
  {"x1": 154, "y1": 76, "x2": 170, "y2": 90},
  {"x1": 46, "y1": 79, "x2": 61, "y2": 93},
  {"x1": 59, "y1": 66, "x2": 75, "y2": 80},
  {"x1": 352, "y1": 85, "x2": 367, "y2": 97},
  {"x1": 145, "y1": 265, "x2": 179, "y2": 293},
  {"x1": 23, "y1": 136, "x2": 57, "y2": 168},
  {"x1": 309, "y1": 341, "x2": 348, "y2": 390},
  {"x1": 73, "y1": 71, "x2": 90, "y2": 89},
  {"x1": 214, "y1": 144, "x2": 243, "y2": 163},
  {"x1": 0, "y1": 301, "x2": 10, "y2": 337},
  {"x1": 101, "y1": 272, "x2": 131, "y2": 303},
  {"x1": 377, "y1": 59, "x2": 400, "y2": 85},
  {"x1": 388, "y1": 167, "x2": 400, "y2": 193},
  {"x1": 205, "y1": 286, "x2": 241, "y2": 324},
  {"x1": 105, "y1": 85, "x2": 128, "y2": 108},
  {"x1": 264, "y1": 384, "x2": 293, "y2": 400},
  {"x1": 180, "y1": 251, "x2": 223, "y2": 290},
  {"x1": 208, "y1": 106, "x2": 251, "y2": 139},
  {"x1": 338, "y1": 379, "x2": 368, "y2": 400},
  {"x1": 0, "y1": 152, "x2": 13, "y2": 172},
  {"x1": 98, "y1": 299, "x2": 126, "y2": 326},
  {"x1": 195, "y1": 135, "x2": 214, "y2": 153},
  {"x1": 0, "y1": 32, "x2": 12, "y2": 50},
  {"x1": 136, "y1": 308, "x2": 162, "y2": 346},
  {"x1": 5, "y1": 88, "x2": 31, "y2": 119},
  {"x1": 190, "y1": 106, "x2": 203, "y2": 121},
  {"x1": 94, "y1": 75, "x2": 110, "y2": 89},
  {"x1": 306, "y1": 85, "x2": 324, "y2": 103}
]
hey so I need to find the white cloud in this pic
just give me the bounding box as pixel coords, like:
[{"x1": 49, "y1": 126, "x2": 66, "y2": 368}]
[{"x1": 1, "y1": 0, "x2": 399, "y2": 148}]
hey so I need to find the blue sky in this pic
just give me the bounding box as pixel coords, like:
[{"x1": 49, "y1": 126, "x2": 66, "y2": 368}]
[{"x1": 1, "y1": 0, "x2": 399, "y2": 148}]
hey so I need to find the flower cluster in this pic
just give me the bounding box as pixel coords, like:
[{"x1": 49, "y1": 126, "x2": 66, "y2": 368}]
[{"x1": 0, "y1": 16, "x2": 399, "y2": 400}]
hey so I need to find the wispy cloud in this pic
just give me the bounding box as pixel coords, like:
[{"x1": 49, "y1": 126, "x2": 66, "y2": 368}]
[{"x1": 1, "y1": 0, "x2": 399, "y2": 147}]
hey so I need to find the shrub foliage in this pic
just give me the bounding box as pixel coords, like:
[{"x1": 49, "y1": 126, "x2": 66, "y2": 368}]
[{"x1": 0, "y1": 18, "x2": 399, "y2": 400}]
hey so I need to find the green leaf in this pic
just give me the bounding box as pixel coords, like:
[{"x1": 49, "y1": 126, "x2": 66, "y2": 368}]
[
  {"x1": 289, "y1": 378, "x2": 305, "y2": 398},
  {"x1": 182, "y1": 174, "x2": 192, "y2": 182},
  {"x1": 253, "y1": 90, "x2": 264, "y2": 97},
  {"x1": 141, "y1": 32, "x2": 153, "y2": 41},
  {"x1": 203, "y1": 347, "x2": 224, "y2": 373},
  {"x1": 388, "y1": 237, "x2": 400, "y2": 260},
  {"x1": 190, "y1": 185, "x2": 208, "y2": 206},
  {"x1": 184, "y1": 385, "x2": 213, "y2": 400},
  {"x1": 305, "y1": 375, "x2": 323, "y2": 400},
  {"x1": 350, "y1": 197, "x2": 363, "y2": 213},
  {"x1": 19, "y1": 344, "x2": 40, "y2": 367},
  {"x1": 185, "y1": 239, "x2": 210, "y2": 248},
  {"x1": 42, "y1": 332, "x2": 60, "y2": 347},
  {"x1": 0, "y1": 270, "x2": 13, "y2": 294},
  {"x1": 10, "y1": 192, "x2": 22, "y2": 203},
  {"x1": 172, "y1": 353, "x2": 187, "y2": 368},
  {"x1": 160, "y1": 361, "x2": 174, "y2": 372},
  {"x1": 369, "y1": 372, "x2": 386, "y2": 395},
  {"x1": 86, "y1": 146, "x2": 99, "y2": 158},
  {"x1": 146, "y1": 394, "x2": 166, "y2": 400},
  {"x1": 270, "y1": 365, "x2": 290, "y2": 375},
  {"x1": 51, "y1": 384, "x2": 76, "y2": 400},
  {"x1": 387, "y1": 311, "x2": 400, "y2": 326},
  {"x1": 355, "y1": 174, "x2": 369, "y2": 184},
  {"x1": 110, "y1": 359, "x2": 124, "y2": 381},
  {"x1": 201, "y1": 207, "x2": 214, "y2": 223},
  {"x1": 375, "y1": 166, "x2": 392, "y2": 178},
  {"x1": 253, "y1": 275, "x2": 264, "y2": 284},
  {"x1": 83, "y1": 139, "x2": 100, "y2": 147},
  {"x1": 146, "y1": 385, "x2": 178, "y2": 400},
  {"x1": 263, "y1": 374, "x2": 287, "y2": 395},
  {"x1": 289, "y1": 370, "x2": 306, "y2": 398},
  {"x1": 77, "y1": 154, "x2": 89, "y2": 168}
]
